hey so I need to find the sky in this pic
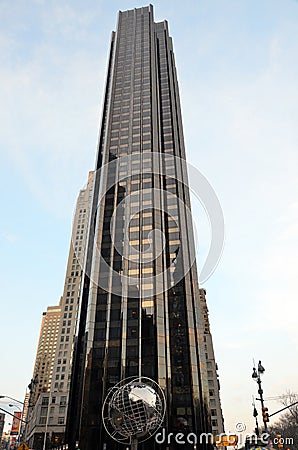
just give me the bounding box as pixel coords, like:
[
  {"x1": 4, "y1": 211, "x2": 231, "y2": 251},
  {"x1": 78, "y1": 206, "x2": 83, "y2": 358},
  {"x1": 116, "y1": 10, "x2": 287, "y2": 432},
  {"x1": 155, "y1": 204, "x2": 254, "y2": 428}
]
[{"x1": 1, "y1": 0, "x2": 298, "y2": 436}]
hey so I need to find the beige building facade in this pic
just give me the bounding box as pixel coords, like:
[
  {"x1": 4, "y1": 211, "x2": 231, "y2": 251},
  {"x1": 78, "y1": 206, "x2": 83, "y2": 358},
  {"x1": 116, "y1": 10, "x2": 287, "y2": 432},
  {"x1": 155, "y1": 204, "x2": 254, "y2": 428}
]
[
  {"x1": 30, "y1": 304, "x2": 62, "y2": 406},
  {"x1": 24, "y1": 172, "x2": 94, "y2": 449},
  {"x1": 199, "y1": 288, "x2": 225, "y2": 435}
]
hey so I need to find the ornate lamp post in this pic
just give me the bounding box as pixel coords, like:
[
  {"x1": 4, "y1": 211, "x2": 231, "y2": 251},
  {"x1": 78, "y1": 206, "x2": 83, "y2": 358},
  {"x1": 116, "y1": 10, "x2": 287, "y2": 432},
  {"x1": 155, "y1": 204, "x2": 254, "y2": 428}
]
[{"x1": 252, "y1": 360, "x2": 269, "y2": 431}]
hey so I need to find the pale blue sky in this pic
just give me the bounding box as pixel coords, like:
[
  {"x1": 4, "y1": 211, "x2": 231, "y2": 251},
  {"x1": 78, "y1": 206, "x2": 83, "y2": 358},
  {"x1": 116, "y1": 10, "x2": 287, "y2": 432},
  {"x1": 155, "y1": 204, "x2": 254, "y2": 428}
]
[{"x1": 1, "y1": 0, "x2": 298, "y2": 435}]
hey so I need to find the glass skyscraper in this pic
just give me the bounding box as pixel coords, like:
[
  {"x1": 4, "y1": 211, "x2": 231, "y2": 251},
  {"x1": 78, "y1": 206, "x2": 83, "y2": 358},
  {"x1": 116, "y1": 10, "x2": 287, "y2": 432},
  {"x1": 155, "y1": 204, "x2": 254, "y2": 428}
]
[{"x1": 66, "y1": 5, "x2": 219, "y2": 449}]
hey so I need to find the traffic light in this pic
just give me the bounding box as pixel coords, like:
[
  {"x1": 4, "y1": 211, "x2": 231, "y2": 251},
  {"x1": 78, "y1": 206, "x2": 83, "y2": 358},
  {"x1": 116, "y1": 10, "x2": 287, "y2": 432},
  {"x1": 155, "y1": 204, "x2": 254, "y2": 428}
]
[
  {"x1": 262, "y1": 406, "x2": 269, "y2": 422},
  {"x1": 276, "y1": 434, "x2": 283, "y2": 449}
]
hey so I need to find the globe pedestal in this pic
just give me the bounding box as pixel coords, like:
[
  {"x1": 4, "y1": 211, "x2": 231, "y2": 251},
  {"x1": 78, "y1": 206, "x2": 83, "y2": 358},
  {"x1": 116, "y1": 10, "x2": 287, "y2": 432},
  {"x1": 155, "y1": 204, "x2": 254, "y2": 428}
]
[
  {"x1": 102, "y1": 377, "x2": 166, "y2": 448},
  {"x1": 131, "y1": 438, "x2": 138, "y2": 450}
]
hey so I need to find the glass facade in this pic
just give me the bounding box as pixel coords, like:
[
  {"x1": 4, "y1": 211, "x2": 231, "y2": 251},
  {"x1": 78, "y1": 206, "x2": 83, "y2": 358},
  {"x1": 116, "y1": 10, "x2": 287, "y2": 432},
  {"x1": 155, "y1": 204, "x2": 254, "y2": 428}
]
[{"x1": 66, "y1": 6, "x2": 212, "y2": 450}]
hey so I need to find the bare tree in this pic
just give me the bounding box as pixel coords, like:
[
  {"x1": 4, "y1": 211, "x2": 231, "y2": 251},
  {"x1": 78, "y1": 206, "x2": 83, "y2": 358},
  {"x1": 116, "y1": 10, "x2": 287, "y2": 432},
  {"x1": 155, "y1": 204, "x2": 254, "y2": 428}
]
[
  {"x1": 279, "y1": 391, "x2": 298, "y2": 424},
  {"x1": 268, "y1": 391, "x2": 298, "y2": 449}
]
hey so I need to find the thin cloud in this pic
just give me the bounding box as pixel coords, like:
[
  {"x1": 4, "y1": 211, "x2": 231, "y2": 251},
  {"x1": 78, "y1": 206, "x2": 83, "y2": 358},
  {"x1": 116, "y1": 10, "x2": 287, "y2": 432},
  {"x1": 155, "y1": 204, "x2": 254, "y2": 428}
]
[{"x1": 1, "y1": 231, "x2": 18, "y2": 243}]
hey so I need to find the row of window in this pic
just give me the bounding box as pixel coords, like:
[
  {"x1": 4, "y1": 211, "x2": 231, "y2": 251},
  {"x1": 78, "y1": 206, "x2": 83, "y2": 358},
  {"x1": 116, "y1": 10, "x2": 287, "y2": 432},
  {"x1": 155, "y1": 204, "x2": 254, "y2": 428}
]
[
  {"x1": 64, "y1": 305, "x2": 74, "y2": 314},
  {"x1": 110, "y1": 125, "x2": 151, "y2": 140},
  {"x1": 117, "y1": 46, "x2": 150, "y2": 56},
  {"x1": 65, "y1": 299, "x2": 74, "y2": 305},
  {"x1": 40, "y1": 405, "x2": 66, "y2": 416},
  {"x1": 61, "y1": 327, "x2": 71, "y2": 334},
  {"x1": 39, "y1": 416, "x2": 64, "y2": 425},
  {"x1": 41, "y1": 395, "x2": 66, "y2": 406},
  {"x1": 116, "y1": 63, "x2": 150, "y2": 75},
  {"x1": 115, "y1": 75, "x2": 150, "y2": 87},
  {"x1": 58, "y1": 343, "x2": 69, "y2": 350}
]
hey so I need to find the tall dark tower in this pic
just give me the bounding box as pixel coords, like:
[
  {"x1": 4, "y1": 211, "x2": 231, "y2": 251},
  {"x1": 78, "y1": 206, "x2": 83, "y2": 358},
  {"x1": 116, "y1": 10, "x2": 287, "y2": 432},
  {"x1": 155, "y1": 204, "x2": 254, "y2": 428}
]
[{"x1": 66, "y1": 5, "x2": 215, "y2": 449}]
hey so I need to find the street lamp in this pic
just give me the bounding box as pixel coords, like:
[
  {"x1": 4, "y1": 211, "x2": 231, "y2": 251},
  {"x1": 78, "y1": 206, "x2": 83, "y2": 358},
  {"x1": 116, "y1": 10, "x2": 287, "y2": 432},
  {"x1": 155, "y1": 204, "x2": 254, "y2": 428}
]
[
  {"x1": 0, "y1": 394, "x2": 27, "y2": 445},
  {"x1": 7, "y1": 403, "x2": 23, "y2": 447},
  {"x1": 0, "y1": 397, "x2": 24, "y2": 406},
  {"x1": 8, "y1": 404, "x2": 21, "y2": 411},
  {"x1": 8, "y1": 404, "x2": 22, "y2": 442},
  {"x1": 252, "y1": 360, "x2": 269, "y2": 431}
]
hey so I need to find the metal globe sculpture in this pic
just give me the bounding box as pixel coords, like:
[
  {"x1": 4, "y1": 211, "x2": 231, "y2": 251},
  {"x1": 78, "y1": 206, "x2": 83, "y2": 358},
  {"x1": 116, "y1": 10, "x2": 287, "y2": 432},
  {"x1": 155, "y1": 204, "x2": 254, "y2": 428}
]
[{"x1": 102, "y1": 376, "x2": 166, "y2": 446}]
